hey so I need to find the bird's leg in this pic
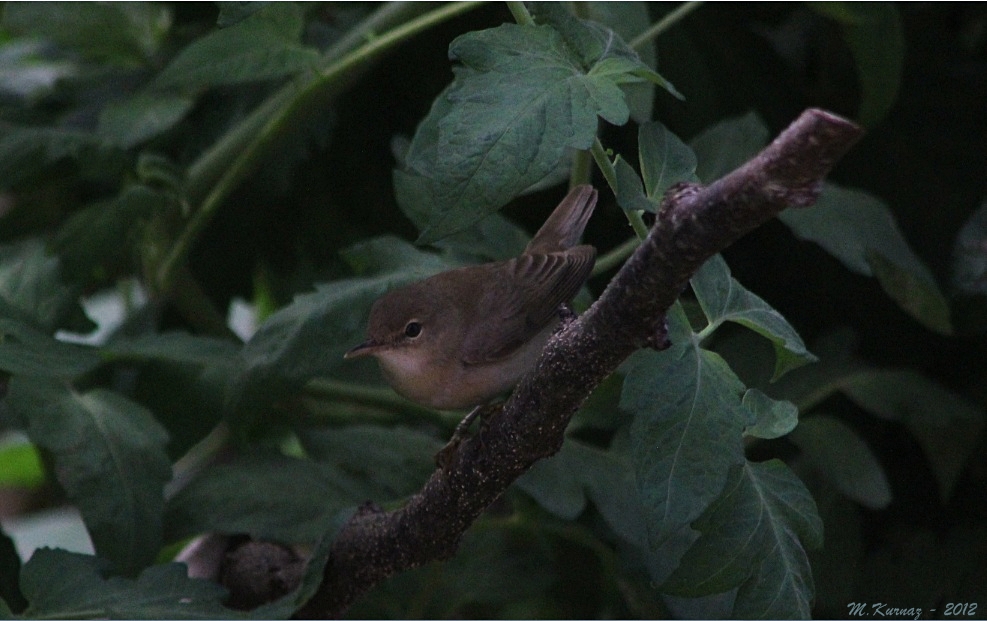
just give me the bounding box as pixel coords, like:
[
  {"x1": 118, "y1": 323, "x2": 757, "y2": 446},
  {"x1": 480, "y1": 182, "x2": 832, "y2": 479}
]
[
  {"x1": 556, "y1": 302, "x2": 577, "y2": 325},
  {"x1": 645, "y1": 316, "x2": 672, "y2": 351},
  {"x1": 435, "y1": 402, "x2": 501, "y2": 469}
]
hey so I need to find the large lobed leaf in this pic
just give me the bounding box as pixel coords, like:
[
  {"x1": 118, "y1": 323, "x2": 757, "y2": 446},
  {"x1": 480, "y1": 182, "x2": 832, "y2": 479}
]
[
  {"x1": 621, "y1": 304, "x2": 753, "y2": 546},
  {"x1": 396, "y1": 7, "x2": 678, "y2": 242},
  {"x1": 839, "y1": 369, "x2": 983, "y2": 502},
  {"x1": 662, "y1": 460, "x2": 822, "y2": 619},
  {"x1": 517, "y1": 438, "x2": 649, "y2": 548},
  {"x1": 5, "y1": 378, "x2": 172, "y2": 576},
  {"x1": 621, "y1": 281, "x2": 819, "y2": 615}
]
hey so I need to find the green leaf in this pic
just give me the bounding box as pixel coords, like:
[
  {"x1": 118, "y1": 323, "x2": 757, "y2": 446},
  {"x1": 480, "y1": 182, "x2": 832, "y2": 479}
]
[
  {"x1": 103, "y1": 331, "x2": 239, "y2": 368},
  {"x1": 579, "y1": 2, "x2": 658, "y2": 123},
  {"x1": 6, "y1": 378, "x2": 172, "y2": 575},
  {"x1": 19, "y1": 549, "x2": 231, "y2": 620},
  {"x1": 516, "y1": 446, "x2": 588, "y2": 522},
  {"x1": 639, "y1": 121, "x2": 698, "y2": 202},
  {"x1": 569, "y1": 372, "x2": 628, "y2": 433},
  {"x1": 810, "y1": 3, "x2": 904, "y2": 126},
  {"x1": 690, "y1": 111, "x2": 769, "y2": 184},
  {"x1": 227, "y1": 237, "x2": 450, "y2": 426},
  {"x1": 0, "y1": 126, "x2": 121, "y2": 190},
  {"x1": 397, "y1": 13, "x2": 674, "y2": 242},
  {"x1": 97, "y1": 94, "x2": 195, "y2": 149},
  {"x1": 691, "y1": 254, "x2": 816, "y2": 379},
  {"x1": 952, "y1": 198, "x2": 987, "y2": 296},
  {"x1": 53, "y1": 185, "x2": 173, "y2": 287},
  {"x1": 297, "y1": 425, "x2": 442, "y2": 500},
  {"x1": 339, "y1": 235, "x2": 452, "y2": 277},
  {"x1": 216, "y1": 2, "x2": 273, "y2": 28},
  {"x1": 866, "y1": 250, "x2": 953, "y2": 336},
  {"x1": 779, "y1": 184, "x2": 952, "y2": 334},
  {"x1": 772, "y1": 339, "x2": 983, "y2": 502},
  {"x1": 613, "y1": 155, "x2": 655, "y2": 213},
  {"x1": 529, "y1": 3, "x2": 680, "y2": 98},
  {"x1": 615, "y1": 121, "x2": 699, "y2": 214},
  {"x1": 662, "y1": 460, "x2": 822, "y2": 619},
  {"x1": 2, "y1": 2, "x2": 171, "y2": 65},
  {"x1": 165, "y1": 451, "x2": 364, "y2": 544},
  {"x1": 789, "y1": 415, "x2": 892, "y2": 509},
  {"x1": 152, "y1": 3, "x2": 319, "y2": 92},
  {"x1": 0, "y1": 438, "x2": 45, "y2": 488},
  {"x1": 742, "y1": 388, "x2": 799, "y2": 440},
  {"x1": 0, "y1": 239, "x2": 92, "y2": 333},
  {"x1": 518, "y1": 439, "x2": 649, "y2": 547},
  {"x1": 431, "y1": 212, "x2": 531, "y2": 264},
  {"x1": 0, "y1": 318, "x2": 102, "y2": 379},
  {"x1": 621, "y1": 303, "x2": 754, "y2": 545},
  {"x1": 838, "y1": 369, "x2": 984, "y2": 501}
]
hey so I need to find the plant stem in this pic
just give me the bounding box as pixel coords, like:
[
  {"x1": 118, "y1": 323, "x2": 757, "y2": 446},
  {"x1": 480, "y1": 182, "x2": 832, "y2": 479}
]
[
  {"x1": 695, "y1": 320, "x2": 719, "y2": 344},
  {"x1": 590, "y1": 138, "x2": 617, "y2": 193},
  {"x1": 591, "y1": 138, "x2": 649, "y2": 239},
  {"x1": 630, "y1": 1, "x2": 704, "y2": 51},
  {"x1": 165, "y1": 421, "x2": 231, "y2": 500},
  {"x1": 506, "y1": 1, "x2": 536, "y2": 26},
  {"x1": 592, "y1": 236, "x2": 640, "y2": 276},
  {"x1": 568, "y1": 148, "x2": 593, "y2": 188},
  {"x1": 157, "y1": 1, "x2": 483, "y2": 293},
  {"x1": 304, "y1": 377, "x2": 458, "y2": 427}
]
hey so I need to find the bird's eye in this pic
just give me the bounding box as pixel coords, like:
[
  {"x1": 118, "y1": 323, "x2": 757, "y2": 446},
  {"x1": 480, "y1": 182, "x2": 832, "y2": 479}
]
[{"x1": 404, "y1": 321, "x2": 422, "y2": 338}]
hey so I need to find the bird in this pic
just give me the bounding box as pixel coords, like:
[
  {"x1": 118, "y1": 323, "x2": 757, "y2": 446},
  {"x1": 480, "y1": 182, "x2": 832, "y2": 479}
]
[{"x1": 344, "y1": 184, "x2": 598, "y2": 411}]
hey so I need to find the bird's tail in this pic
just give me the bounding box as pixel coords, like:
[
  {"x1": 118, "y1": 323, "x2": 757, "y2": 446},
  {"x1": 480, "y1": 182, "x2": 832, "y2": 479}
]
[{"x1": 525, "y1": 184, "x2": 598, "y2": 254}]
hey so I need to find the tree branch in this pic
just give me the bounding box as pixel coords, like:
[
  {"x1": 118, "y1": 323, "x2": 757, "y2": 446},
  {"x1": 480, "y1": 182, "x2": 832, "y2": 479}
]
[{"x1": 288, "y1": 108, "x2": 863, "y2": 618}]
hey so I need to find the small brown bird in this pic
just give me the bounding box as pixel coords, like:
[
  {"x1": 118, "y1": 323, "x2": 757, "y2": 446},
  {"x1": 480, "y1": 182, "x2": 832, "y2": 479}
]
[{"x1": 345, "y1": 185, "x2": 598, "y2": 410}]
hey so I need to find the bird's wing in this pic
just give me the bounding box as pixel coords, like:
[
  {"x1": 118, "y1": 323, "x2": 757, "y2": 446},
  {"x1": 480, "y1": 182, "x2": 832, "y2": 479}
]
[{"x1": 461, "y1": 246, "x2": 596, "y2": 365}]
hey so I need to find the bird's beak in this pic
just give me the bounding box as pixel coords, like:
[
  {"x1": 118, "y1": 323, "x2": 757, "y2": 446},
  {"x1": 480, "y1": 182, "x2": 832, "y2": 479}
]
[{"x1": 343, "y1": 339, "x2": 380, "y2": 359}]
